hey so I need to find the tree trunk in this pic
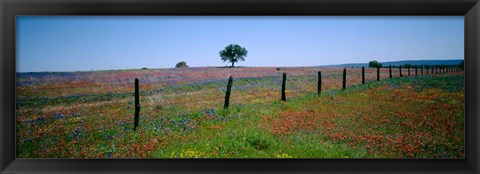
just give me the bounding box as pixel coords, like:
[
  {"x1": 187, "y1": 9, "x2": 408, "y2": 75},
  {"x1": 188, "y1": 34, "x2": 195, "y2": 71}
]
[{"x1": 231, "y1": 62, "x2": 235, "y2": 68}]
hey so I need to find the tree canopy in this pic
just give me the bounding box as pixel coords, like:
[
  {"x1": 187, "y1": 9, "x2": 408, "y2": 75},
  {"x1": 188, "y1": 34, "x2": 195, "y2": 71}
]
[
  {"x1": 175, "y1": 61, "x2": 189, "y2": 68},
  {"x1": 368, "y1": 60, "x2": 383, "y2": 68},
  {"x1": 219, "y1": 44, "x2": 248, "y2": 68}
]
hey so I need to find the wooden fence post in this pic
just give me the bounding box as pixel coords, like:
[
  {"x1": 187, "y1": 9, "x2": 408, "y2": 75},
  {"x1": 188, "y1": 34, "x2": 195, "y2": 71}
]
[
  {"x1": 399, "y1": 65, "x2": 403, "y2": 77},
  {"x1": 408, "y1": 66, "x2": 410, "y2": 76},
  {"x1": 134, "y1": 78, "x2": 140, "y2": 131},
  {"x1": 421, "y1": 65, "x2": 423, "y2": 75},
  {"x1": 415, "y1": 65, "x2": 418, "y2": 75},
  {"x1": 389, "y1": 65, "x2": 392, "y2": 78},
  {"x1": 431, "y1": 65, "x2": 434, "y2": 74},
  {"x1": 362, "y1": 66, "x2": 365, "y2": 84},
  {"x1": 377, "y1": 66, "x2": 380, "y2": 81},
  {"x1": 224, "y1": 76, "x2": 233, "y2": 109},
  {"x1": 281, "y1": 73, "x2": 287, "y2": 101},
  {"x1": 342, "y1": 68, "x2": 346, "y2": 90},
  {"x1": 318, "y1": 71, "x2": 322, "y2": 95}
]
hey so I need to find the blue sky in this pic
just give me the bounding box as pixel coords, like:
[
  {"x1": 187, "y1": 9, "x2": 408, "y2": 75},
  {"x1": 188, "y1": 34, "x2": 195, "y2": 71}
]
[{"x1": 16, "y1": 16, "x2": 464, "y2": 72}]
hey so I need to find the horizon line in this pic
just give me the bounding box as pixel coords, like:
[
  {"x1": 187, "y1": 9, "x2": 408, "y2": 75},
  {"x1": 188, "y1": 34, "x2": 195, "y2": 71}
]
[{"x1": 16, "y1": 59, "x2": 463, "y2": 73}]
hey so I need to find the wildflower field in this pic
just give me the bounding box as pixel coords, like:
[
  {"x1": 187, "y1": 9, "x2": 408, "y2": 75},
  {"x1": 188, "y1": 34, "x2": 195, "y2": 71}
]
[{"x1": 16, "y1": 67, "x2": 464, "y2": 158}]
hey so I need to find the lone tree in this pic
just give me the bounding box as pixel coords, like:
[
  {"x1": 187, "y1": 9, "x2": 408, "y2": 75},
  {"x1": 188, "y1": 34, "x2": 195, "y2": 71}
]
[
  {"x1": 368, "y1": 60, "x2": 383, "y2": 68},
  {"x1": 175, "y1": 61, "x2": 189, "y2": 68},
  {"x1": 219, "y1": 44, "x2": 248, "y2": 68}
]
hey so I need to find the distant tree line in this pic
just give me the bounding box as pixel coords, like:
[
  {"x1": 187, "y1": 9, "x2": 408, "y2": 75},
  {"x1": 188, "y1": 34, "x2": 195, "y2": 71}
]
[{"x1": 368, "y1": 60, "x2": 464, "y2": 69}]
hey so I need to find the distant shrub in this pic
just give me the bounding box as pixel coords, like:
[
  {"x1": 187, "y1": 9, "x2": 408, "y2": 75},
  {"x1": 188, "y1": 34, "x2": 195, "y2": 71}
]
[
  {"x1": 141, "y1": 67, "x2": 148, "y2": 70},
  {"x1": 175, "y1": 61, "x2": 189, "y2": 68},
  {"x1": 276, "y1": 68, "x2": 281, "y2": 71},
  {"x1": 369, "y1": 60, "x2": 383, "y2": 68}
]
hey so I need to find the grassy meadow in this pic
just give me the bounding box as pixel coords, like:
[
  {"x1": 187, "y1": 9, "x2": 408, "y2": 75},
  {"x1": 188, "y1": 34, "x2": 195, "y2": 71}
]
[{"x1": 16, "y1": 67, "x2": 464, "y2": 158}]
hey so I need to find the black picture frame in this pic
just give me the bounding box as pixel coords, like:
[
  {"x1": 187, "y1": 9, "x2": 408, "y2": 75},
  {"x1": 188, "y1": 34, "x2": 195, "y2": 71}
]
[{"x1": 1, "y1": 0, "x2": 479, "y2": 173}]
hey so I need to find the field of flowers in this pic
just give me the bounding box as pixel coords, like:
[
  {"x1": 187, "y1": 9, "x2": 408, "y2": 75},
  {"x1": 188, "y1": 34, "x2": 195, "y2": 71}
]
[{"x1": 16, "y1": 67, "x2": 464, "y2": 158}]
